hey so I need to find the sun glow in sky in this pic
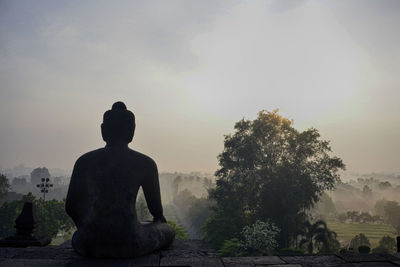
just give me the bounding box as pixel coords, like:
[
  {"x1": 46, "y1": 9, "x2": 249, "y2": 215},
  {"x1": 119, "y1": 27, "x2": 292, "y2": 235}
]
[{"x1": 1, "y1": 0, "x2": 399, "y2": 174}]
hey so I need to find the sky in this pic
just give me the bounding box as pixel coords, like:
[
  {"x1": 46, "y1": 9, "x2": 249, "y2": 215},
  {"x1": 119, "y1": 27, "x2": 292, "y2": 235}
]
[{"x1": 0, "y1": 0, "x2": 399, "y2": 174}]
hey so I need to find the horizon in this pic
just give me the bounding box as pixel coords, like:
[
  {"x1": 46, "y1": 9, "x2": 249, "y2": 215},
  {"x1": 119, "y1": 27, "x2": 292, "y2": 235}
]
[{"x1": 1, "y1": 0, "x2": 400, "y2": 174}]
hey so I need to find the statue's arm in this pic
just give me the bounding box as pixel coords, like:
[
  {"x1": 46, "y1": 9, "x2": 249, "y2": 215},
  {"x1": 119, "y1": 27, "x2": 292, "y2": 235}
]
[
  {"x1": 66, "y1": 158, "x2": 85, "y2": 227},
  {"x1": 142, "y1": 160, "x2": 166, "y2": 223}
]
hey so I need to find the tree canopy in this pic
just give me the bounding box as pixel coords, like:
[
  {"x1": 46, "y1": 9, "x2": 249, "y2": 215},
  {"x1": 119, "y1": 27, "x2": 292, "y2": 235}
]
[{"x1": 205, "y1": 110, "x2": 345, "y2": 248}]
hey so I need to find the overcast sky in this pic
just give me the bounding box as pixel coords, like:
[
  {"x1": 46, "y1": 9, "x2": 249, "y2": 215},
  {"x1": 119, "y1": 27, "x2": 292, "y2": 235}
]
[{"x1": 0, "y1": 0, "x2": 399, "y2": 174}]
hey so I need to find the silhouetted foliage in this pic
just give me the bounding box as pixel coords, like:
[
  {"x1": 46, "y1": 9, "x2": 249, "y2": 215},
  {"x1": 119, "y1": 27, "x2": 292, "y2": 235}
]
[
  {"x1": 203, "y1": 213, "x2": 238, "y2": 249},
  {"x1": 378, "y1": 181, "x2": 392, "y2": 190},
  {"x1": 349, "y1": 233, "x2": 371, "y2": 253},
  {"x1": 206, "y1": 110, "x2": 345, "y2": 248},
  {"x1": 299, "y1": 220, "x2": 339, "y2": 254},
  {"x1": 0, "y1": 193, "x2": 73, "y2": 239},
  {"x1": 383, "y1": 201, "x2": 400, "y2": 233},
  {"x1": 372, "y1": 236, "x2": 396, "y2": 253},
  {"x1": 375, "y1": 199, "x2": 388, "y2": 217},
  {"x1": 0, "y1": 174, "x2": 11, "y2": 202}
]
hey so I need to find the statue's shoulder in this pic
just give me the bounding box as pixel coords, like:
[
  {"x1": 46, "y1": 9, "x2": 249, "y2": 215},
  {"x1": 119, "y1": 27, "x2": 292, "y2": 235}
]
[
  {"x1": 75, "y1": 148, "x2": 106, "y2": 164},
  {"x1": 127, "y1": 149, "x2": 157, "y2": 169}
]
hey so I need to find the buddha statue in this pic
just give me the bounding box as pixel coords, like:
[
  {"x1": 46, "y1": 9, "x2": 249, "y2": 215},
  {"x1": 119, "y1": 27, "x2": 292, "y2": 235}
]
[{"x1": 66, "y1": 102, "x2": 175, "y2": 258}]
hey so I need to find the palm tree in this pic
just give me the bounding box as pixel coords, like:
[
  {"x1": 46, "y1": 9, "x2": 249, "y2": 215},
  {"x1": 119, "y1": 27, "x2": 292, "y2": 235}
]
[{"x1": 299, "y1": 220, "x2": 338, "y2": 254}]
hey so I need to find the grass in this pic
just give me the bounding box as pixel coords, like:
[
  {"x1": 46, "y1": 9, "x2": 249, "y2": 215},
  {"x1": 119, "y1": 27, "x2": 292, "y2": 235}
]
[{"x1": 327, "y1": 221, "x2": 397, "y2": 248}]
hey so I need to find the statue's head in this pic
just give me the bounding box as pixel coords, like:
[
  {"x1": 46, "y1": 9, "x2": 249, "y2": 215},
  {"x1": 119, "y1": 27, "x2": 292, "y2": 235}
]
[{"x1": 101, "y1": 102, "x2": 135, "y2": 145}]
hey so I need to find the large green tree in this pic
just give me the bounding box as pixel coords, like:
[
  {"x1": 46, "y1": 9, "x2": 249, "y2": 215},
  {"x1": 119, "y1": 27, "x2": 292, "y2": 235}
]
[{"x1": 205, "y1": 110, "x2": 345, "y2": 248}]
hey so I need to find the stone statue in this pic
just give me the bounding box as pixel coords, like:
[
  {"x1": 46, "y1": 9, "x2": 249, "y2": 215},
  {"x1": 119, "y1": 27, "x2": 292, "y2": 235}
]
[{"x1": 66, "y1": 102, "x2": 175, "y2": 258}]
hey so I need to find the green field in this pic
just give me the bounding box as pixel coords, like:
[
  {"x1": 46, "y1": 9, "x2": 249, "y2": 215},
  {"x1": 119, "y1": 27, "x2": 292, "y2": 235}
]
[{"x1": 327, "y1": 221, "x2": 397, "y2": 248}]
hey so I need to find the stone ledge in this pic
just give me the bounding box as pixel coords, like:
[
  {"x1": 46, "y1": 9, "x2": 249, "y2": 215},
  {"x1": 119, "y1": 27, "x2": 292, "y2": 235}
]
[{"x1": 1, "y1": 240, "x2": 400, "y2": 266}]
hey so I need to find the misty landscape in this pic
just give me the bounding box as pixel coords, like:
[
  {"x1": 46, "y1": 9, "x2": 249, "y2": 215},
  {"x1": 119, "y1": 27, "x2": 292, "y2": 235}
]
[
  {"x1": 1, "y1": 0, "x2": 400, "y2": 261},
  {"x1": 2, "y1": 148, "x2": 400, "y2": 254}
]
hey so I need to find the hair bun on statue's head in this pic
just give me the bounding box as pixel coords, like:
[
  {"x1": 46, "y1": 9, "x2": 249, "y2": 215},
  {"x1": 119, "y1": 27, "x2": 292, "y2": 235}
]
[
  {"x1": 102, "y1": 101, "x2": 135, "y2": 144},
  {"x1": 112, "y1": 101, "x2": 127, "y2": 110}
]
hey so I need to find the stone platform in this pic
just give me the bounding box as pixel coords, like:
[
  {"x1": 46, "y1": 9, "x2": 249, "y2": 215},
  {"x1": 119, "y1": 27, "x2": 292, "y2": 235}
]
[{"x1": 1, "y1": 239, "x2": 400, "y2": 266}]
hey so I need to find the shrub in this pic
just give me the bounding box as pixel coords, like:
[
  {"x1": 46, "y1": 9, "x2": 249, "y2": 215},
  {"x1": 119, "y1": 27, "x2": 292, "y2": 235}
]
[
  {"x1": 349, "y1": 233, "x2": 371, "y2": 253},
  {"x1": 372, "y1": 246, "x2": 389, "y2": 254},
  {"x1": 240, "y1": 220, "x2": 280, "y2": 255},
  {"x1": 218, "y1": 238, "x2": 242, "y2": 256},
  {"x1": 167, "y1": 220, "x2": 189, "y2": 239},
  {"x1": 358, "y1": 246, "x2": 371, "y2": 254}
]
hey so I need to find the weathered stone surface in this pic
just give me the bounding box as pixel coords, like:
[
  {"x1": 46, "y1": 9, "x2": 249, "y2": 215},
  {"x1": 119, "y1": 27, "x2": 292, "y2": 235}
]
[
  {"x1": 280, "y1": 255, "x2": 346, "y2": 265},
  {"x1": 70, "y1": 253, "x2": 160, "y2": 267},
  {"x1": 223, "y1": 256, "x2": 285, "y2": 266},
  {"x1": 352, "y1": 262, "x2": 398, "y2": 267},
  {"x1": 14, "y1": 246, "x2": 79, "y2": 260},
  {"x1": 222, "y1": 257, "x2": 254, "y2": 267},
  {"x1": 337, "y1": 253, "x2": 400, "y2": 263},
  {"x1": 0, "y1": 259, "x2": 70, "y2": 267},
  {"x1": 160, "y1": 256, "x2": 223, "y2": 266},
  {"x1": 2, "y1": 240, "x2": 400, "y2": 266},
  {"x1": 0, "y1": 247, "x2": 25, "y2": 259},
  {"x1": 161, "y1": 239, "x2": 223, "y2": 266},
  {"x1": 252, "y1": 256, "x2": 286, "y2": 265}
]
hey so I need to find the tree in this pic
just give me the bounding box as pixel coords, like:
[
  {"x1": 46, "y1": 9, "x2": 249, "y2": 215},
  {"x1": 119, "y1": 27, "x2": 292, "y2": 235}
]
[
  {"x1": 383, "y1": 201, "x2": 400, "y2": 233},
  {"x1": 34, "y1": 198, "x2": 74, "y2": 238},
  {"x1": 347, "y1": 211, "x2": 360, "y2": 223},
  {"x1": 299, "y1": 220, "x2": 339, "y2": 254},
  {"x1": 375, "y1": 199, "x2": 388, "y2": 217},
  {"x1": 362, "y1": 185, "x2": 372, "y2": 198},
  {"x1": 349, "y1": 233, "x2": 371, "y2": 253},
  {"x1": 203, "y1": 213, "x2": 238, "y2": 249},
  {"x1": 337, "y1": 213, "x2": 347, "y2": 223},
  {"x1": 207, "y1": 110, "x2": 345, "y2": 248},
  {"x1": 372, "y1": 236, "x2": 396, "y2": 253},
  {"x1": 378, "y1": 181, "x2": 392, "y2": 190},
  {"x1": 0, "y1": 174, "x2": 11, "y2": 202},
  {"x1": 315, "y1": 193, "x2": 336, "y2": 216}
]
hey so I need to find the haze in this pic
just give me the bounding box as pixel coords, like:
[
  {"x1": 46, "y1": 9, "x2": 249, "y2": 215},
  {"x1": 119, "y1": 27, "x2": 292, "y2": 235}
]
[{"x1": 1, "y1": 0, "x2": 399, "y2": 174}]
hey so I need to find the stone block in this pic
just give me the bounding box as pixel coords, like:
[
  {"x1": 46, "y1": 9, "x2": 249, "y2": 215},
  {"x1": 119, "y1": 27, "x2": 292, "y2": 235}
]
[
  {"x1": 337, "y1": 254, "x2": 400, "y2": 263},
  {"x1": 0, "y1": 259, "x2": 69, "y2": 267},
  {"x1": 280, "y1": 255, "x2": 346, "y2": 265}
]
